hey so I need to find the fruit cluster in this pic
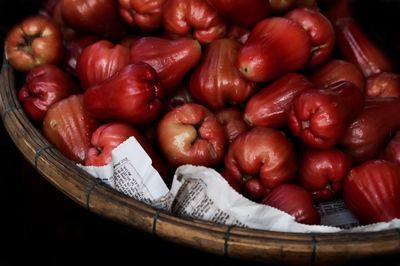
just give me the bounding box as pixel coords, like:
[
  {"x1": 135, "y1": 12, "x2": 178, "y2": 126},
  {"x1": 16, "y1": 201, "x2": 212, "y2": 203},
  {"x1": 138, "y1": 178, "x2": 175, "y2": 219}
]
[{"x1": 4, "y1": 0, "x2": 400, "y2": 226}]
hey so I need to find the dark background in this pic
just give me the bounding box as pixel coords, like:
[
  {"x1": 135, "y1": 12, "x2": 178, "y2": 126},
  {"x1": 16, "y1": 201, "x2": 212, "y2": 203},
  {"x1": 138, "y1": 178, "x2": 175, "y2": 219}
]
[{"x1": 1, "y1": 1, "x2": 400, "y2": 265}]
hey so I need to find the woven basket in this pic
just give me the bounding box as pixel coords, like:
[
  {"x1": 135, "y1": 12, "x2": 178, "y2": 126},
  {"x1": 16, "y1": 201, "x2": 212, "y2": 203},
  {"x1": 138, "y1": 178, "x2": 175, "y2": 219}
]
[{"x1": 1, "y1": 59, "x2": 399, "y2": 265}]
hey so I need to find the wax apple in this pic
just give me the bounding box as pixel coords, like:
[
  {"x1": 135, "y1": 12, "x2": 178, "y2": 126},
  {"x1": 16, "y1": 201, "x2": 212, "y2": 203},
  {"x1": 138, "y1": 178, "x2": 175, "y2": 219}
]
[
  {"x1": 335, "y1": 17, "x2": 394, "y2": 78},
  {"x1": 77, "y1": 40, "x2": 130, "y2": 90},
  {"x1": 224, "y1": 127, "x2": 297, "y2": 201},
  {"x1": 4, "y1": 15, "x2": 64, "y2": 72},
  {"x1": 288, "y1": 80, "x2": 364, "y2": 149},
  {"x1": 344, "y1": 160, "x2": 400, "y2": 224},
  {"x1": 206, "y1": 0, "x2": 270, "y2": 28},
  {"x1": 309, "y1": 59, "x2": 365, "y2": 92},
  {"x1": 85, "y1": 122, "x2": 171, "y2": 183},
  {"x1": 215, "y1": 108, "x2": 249, "y2": 143},
  {"x1": 118, "y1": 0, "x2": 166, "y2": 32},
  {"x1": 158, "y1": 103, "x2": 225, "y2": 168},
  {"x1": 130, "y1": 37, "x2": 202, "y2": 95},
  {"x1": 298, "y1": 149, "x2": 351, "y2": 201},
  {"x1": 189, "y1": 38, "x2": 256, "y2": 109},
  {"x1": 63, "y1": 35, "x2": 99, "y2": 75},
  {"x1": 18, "y1": 64, "x2": 79, "y2": 124},
  {"x1": 162, "y1": 0, "x2": 226, "y2": 44},
  {"x1": 60, "y1": 0, "x2": 127, "y2": 39},
  {"x1": 83, "y1": 63, "x2": 163, "y2": 125},
  {"x1": 43, "y1": 95, "x2": 99, "y2": 163},
  {"x1": 381, "y1": 131, "x2": 400, "y2": 165},
  {"x1": 340, "y1": 98, "x2": 400, "y2": 163},
  {"x1": 366, "y1": 72, "x2": 400, "y2": 98},
  {"x1": 237, "y1": 17, "x2": 311, "y2": 83},
  {"x1": 269, "y1": 0, "x2": 317, "y2": 14},
  {"x1": 261, "y1": 184, "x2": 321, "y2": 225},
  {"x1": 244, "y1": 73, "x2": 314, "y2": 128},
  {"x1": 285, "y1": 7, "x2": 334, "y2": 67}
]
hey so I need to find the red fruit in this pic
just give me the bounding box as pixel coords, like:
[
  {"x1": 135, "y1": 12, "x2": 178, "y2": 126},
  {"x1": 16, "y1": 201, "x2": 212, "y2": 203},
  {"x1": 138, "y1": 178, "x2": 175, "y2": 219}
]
[
  {"x1": 226, "y1": 24, "x2": 250, "y2": 44},
  {"x1": 366, "y1": 72, "x2": 400, "y2": 98},
  {"x1": 344, "y1": 160, "x2": 400, "y2": 224},
  {"x1": 309, "y1": 59, "x2": 365, "y2": 92},
  {"x1": 165, "y1": 85, "x2": 194, "y2": 110},
  {"x1": 189, "y1": 38, "x2": 256, "y2": 109},
  {"x1": 43, "y1": 95, "x2": 99, "y2": 163},
  {"x1": 158, "y1": 103, "x2": 226, "y2": 168},
  {"x1": 5, "y1": 15, "x2": 64, "y2": 72},
  {"x1": 244, "y1": 73, "x2": 314, "y2": 128},
  {"x1": 298, "y1": 149, "x2": 351, "y2": 202},
  {"x1": 130, "y1": 37, "x2": 202, "y2": 95},
  {"x1": 334, "y1": 17, "x2": 394, "y2": 78},
  {"x1": 381, "y1": 131, "x2": 400, "y2": 165},
  {"x1": 322, "y1": 0, "x2": 352, "y2": 24},
  {"x1": 207, "y1": 0, "x2": 270, "y2": 28},
  {"x1": 288, "y1": 80, "x2": 364, "y2": 149},
  {"x1": 269, "y1": 0, "x2": 317, "y2": 14},
  {"x1": 85, "y1": 122, "x2": 171, "y2": 184},
  {"x1": 261, "y1": 184, "x2": 321, "y2": 225},
  {"x1": 237, "y1": 17, "x2": 311, "y2": 83},
  {"x1": 83, "y1": 63, "x2": 164, "y2": 125},
  {"x1": 162, "y1": 0, "x2": 226, "y2": 44},
  {"x1": 61, "y1": 0, "x2": 127, "y2": 39},
  {"x1": 285, "y1": 7, "x2": 335, "y2": 67},
  {"x1": 18, "y1": 64, "x2": 79, "y2": 123},
  {"x1": 77, "y1": 40, "x2": 130, "y2": 90},
  {"x1": 63, "y1": 35, "x2": 99, "y2": 75},
  {"x1": 118, "y1": 0, "x2": 166, "y2": 32},
  {"x1": 340, "y1": 98, "x2": 400, "y2": 163},
  {"x1": 224, "y1": 127, "x2": 297, "y2": 197},
  {"x1": 215, "y1": 107, "x2": 249, "y2": 143}
]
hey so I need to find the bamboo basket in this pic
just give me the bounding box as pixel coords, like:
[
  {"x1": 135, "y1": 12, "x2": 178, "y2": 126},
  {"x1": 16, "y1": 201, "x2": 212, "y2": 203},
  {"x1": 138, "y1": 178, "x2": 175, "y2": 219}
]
[{"x1": 1, "y1": 59, "x2": 400, "y2": 266}]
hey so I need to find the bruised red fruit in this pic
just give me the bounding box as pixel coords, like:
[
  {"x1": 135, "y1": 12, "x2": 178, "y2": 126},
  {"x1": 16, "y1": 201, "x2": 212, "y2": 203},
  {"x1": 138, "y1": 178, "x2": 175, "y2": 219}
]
[
  {"x1": 238, "y1": 17, "x2": 311, "y2": 83},
  {"x1": 43, "y1": 95, "x2": 99, "y2": 163}
]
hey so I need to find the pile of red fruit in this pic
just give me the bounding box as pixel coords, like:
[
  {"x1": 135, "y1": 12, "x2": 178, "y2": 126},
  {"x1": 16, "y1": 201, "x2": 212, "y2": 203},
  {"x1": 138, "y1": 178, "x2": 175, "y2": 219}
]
[{"x1": 4, "y1": 0, "x2": 400, "y2": 226}]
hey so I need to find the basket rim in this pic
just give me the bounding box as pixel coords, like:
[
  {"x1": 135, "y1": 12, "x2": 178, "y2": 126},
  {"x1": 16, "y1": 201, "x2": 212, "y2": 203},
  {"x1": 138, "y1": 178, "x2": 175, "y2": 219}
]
[{"x1": 1, "y1": 59, "x2": 399, "y2": 265}]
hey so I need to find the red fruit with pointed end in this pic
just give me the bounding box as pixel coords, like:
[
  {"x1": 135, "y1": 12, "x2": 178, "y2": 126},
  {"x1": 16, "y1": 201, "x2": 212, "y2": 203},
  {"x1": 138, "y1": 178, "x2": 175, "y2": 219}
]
[
  {"x1": 189, "y1": 38, "x2": 256, "y2": 109},
  {"x1": 244, "y1": 73, "x2": 314, "y2": 128},
  {"x1": 158, "y1": 103, "x2": 226, "y2": 168},
  {"x1": 63, "y1": 35, "x2": 99, "y2": 75},
  {"x1": 130, "y1": 37, "x2": 202, "y2": 95},
  {"x1": 285, "y1": 7, "x2": 334, "y2": 67},
  {"x1": 237, "y1": 17, "x2": 311, "y2": 83},
  {"x1": 335, "y1": 17, "x2": 394, "y2": 78}
]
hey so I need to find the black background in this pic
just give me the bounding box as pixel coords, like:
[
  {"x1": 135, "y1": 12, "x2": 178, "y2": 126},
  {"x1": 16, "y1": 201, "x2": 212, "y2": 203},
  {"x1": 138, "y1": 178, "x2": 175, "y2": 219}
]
[{"x1": 1, "y1": 1, "x2": 400, "y2": 265}]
